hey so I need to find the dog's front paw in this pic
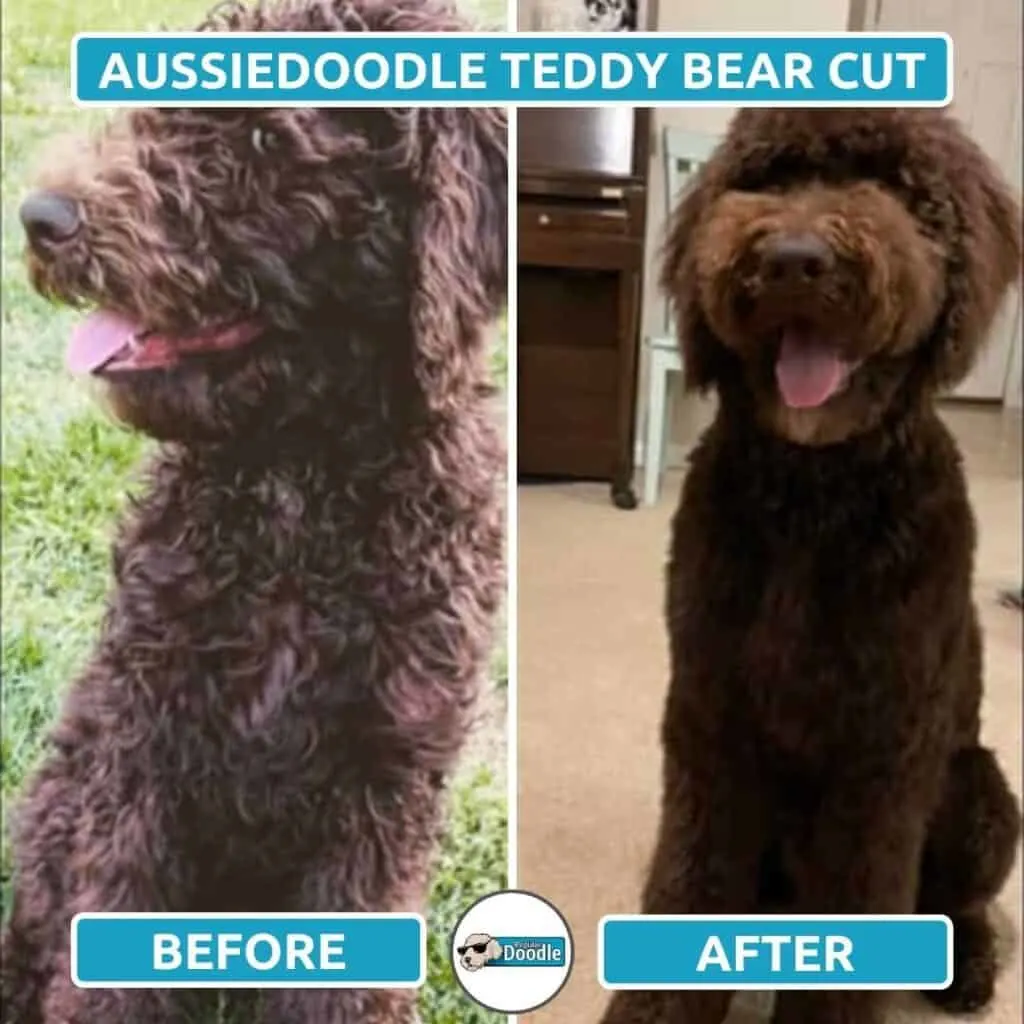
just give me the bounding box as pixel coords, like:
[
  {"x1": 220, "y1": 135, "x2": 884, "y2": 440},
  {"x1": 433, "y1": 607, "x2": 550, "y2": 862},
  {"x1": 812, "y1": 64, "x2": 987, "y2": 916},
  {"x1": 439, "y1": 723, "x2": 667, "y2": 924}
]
[
  {"x1": 926, "y1": 970, "x2": 995, "y2": 1015},
  {"x1": 924, "y1": 915, "x2": 996, "y2": 1015}
]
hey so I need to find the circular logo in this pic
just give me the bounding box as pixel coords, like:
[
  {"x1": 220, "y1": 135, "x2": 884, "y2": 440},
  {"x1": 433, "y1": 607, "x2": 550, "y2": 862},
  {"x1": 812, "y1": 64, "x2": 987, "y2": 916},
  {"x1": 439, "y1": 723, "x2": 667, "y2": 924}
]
[{"x1": 450, "y1": 889, "x2": 574, "y2": 1013}]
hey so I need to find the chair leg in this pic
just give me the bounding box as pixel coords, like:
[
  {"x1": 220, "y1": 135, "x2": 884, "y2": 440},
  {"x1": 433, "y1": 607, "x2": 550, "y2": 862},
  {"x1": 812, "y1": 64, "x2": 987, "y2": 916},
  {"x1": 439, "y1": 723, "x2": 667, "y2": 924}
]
[
  {"x1": 643, "y1": 349, "x2": 668, "y2": 506},
  {"x1": 660, "y1": 368, "x2": 675, "y2": 498}
]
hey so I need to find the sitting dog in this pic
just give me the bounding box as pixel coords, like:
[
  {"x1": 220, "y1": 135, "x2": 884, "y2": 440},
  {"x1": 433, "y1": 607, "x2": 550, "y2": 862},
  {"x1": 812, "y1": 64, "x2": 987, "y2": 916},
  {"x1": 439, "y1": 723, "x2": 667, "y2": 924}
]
[
  {"x1": 600, "y1": 108, "x2": 1022, "y2": 1024},
  {"x1": 2, "y1": 2, "x2": 506, "y2": 1023}
]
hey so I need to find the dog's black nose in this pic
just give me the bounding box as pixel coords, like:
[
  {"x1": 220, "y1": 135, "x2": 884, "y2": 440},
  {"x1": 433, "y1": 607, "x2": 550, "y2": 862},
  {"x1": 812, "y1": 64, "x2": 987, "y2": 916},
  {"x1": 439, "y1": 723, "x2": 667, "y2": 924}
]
[
  {"x1": 20, "y1": 191, "x2": 81, "y2": 246},
  {"x1": 760, "y1": 232, "x2": 834, "y2": 284}
]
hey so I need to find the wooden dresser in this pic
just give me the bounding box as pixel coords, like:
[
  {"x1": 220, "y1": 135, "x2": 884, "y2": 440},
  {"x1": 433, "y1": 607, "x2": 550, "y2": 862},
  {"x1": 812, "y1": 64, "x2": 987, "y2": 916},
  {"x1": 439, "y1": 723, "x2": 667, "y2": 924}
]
[{"x1": 517, "y1": 108, "x2": 651, "y2": 509}]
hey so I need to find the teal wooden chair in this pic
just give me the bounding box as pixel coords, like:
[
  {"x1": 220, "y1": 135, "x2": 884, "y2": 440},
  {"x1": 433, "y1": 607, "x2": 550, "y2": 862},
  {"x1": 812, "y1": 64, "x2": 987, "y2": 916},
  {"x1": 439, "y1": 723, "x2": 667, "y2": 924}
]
[{"x1": 642, "y1": 127, "x2": 718, "y2": 506}]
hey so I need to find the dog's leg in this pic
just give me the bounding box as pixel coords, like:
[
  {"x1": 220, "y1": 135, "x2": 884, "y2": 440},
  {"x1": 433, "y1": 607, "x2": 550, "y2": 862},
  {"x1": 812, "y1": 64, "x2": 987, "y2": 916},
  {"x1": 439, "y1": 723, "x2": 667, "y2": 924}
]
[
  {"x1": 0, "y1": 920, "x2": 46, "y2": 1024},
  {"x1": 258, "y1": 850, "x2": 425, "y2": 1024},
  {"x1": 598, "y1": 749, "x2": 766, "y2": 1024},
  {"x1": 1, "y1": 756, "x2": 81, "y2": 1024},
  {"x1": 772, "y1": 787, "x2": 930, "y2": 1024},
  {"x1": 260, "y1": 788, "x2": 438, "y2": 1024},
  {"x1": 919, "y1": 746, "x2": 1022, "y2": 1014},
  {"x1": 263, "y1": 987, "x2": 419, "y2": 1024},
  {"x1": 42, "y1": 968, "x2": 198, "y2": 1024},
  {"x1": 28, "y1": 762, "x2": 196, "y2": 1023}
]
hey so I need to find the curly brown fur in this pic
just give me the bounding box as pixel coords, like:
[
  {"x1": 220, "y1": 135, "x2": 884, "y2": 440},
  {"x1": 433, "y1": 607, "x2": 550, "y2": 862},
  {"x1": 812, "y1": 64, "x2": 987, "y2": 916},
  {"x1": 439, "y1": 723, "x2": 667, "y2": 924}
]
[
  {"x1": 2, "y1": 3, "x2": 506, "y2": 1023},
  {"x1": 599, "y1": 108, "x2": 1022, "y2": 1024}
]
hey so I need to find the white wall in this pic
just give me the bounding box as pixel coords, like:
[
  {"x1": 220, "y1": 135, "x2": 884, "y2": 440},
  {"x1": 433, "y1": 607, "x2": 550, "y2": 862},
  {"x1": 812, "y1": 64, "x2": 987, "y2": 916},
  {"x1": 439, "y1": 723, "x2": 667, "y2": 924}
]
[{"x1": 1006, "y1": 305, "x2": 1023, "y2": 408}]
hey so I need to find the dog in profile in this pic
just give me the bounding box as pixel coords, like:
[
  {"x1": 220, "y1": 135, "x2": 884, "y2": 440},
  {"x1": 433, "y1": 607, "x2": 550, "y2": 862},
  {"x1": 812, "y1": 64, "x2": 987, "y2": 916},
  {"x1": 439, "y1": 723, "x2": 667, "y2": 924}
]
[
  {"x1": 600, "y1": 108, "x2": 1021, "y2": 1024},
  {"x1": 457, "y1": 933, "x2": 502, "y2": 971},
  {"x1": 1, "y1": 2, "x2": 505, "y2": 1023}
]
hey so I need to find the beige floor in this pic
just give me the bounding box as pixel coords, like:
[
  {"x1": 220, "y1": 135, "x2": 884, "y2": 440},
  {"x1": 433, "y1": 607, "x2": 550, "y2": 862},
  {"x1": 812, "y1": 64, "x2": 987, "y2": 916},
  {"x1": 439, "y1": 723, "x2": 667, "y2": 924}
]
[{"x1": 518, "y1": 403, "x2": 1023, "y2": 1024}]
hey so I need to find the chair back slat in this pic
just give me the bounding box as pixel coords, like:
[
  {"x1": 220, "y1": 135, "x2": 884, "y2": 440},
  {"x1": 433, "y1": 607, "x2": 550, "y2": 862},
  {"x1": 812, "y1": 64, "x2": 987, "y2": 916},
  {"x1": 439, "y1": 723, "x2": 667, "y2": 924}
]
[{"x1": 659, "y1": 127, "x2": 719, "y2": 332}]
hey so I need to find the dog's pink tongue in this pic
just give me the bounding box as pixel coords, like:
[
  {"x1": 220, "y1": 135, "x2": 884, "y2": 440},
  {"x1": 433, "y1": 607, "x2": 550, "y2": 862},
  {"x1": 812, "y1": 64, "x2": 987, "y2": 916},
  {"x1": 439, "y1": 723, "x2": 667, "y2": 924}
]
[
  {"x1": 67, "y1": 310, "x2": 140, "y2": 374},
  {"x1": 775, "y1": 328, "x2": 846, "y2": 409}
]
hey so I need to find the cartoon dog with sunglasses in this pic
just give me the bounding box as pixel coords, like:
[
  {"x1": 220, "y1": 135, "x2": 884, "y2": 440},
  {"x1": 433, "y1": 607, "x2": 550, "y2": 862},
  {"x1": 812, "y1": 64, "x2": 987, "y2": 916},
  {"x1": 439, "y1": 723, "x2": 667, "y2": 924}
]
[{"x1": 457, "y1": 933, "x2": 502, "y2": 971}]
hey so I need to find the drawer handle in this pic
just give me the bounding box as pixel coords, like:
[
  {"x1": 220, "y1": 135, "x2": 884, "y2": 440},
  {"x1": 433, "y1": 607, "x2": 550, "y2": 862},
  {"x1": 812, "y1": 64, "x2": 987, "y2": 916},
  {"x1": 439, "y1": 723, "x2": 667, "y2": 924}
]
[{"x1": 537, "y1": 213, "x2": 551, "y2": 226}]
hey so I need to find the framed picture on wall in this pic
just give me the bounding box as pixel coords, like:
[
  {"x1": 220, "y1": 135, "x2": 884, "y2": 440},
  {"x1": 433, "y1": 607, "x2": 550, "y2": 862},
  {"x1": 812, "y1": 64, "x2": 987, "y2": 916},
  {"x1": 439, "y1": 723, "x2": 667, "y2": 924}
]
[{"x1": 523, "y1": 0, "x2": 649, "y2": 32}]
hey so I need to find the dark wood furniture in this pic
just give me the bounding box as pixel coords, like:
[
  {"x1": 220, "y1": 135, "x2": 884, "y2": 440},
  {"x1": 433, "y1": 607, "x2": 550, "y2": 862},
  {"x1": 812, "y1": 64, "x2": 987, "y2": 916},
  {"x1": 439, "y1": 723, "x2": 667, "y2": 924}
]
[{"x1": 518, "y1": 108, "x2": 651, "y2": 509}]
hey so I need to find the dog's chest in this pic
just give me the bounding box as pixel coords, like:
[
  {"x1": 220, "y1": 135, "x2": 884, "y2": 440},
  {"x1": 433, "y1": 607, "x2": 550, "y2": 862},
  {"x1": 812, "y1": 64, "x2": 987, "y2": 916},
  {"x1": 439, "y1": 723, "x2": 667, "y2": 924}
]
[
  {"x1": 121, "y1": 486, "x2": 389, "y2": 744},
  {"x1": 721, "y1": 607, "x2": 841, "y2": 770},
  {"x1": 673, "y1": 419, "x2": 974, "y2": 761},
  {"x1": 254, "y1": 475, "x2": 306, "y2": 527},
  {"x1": 706, "y1": 512, "x2": 928, "y2": 753}
]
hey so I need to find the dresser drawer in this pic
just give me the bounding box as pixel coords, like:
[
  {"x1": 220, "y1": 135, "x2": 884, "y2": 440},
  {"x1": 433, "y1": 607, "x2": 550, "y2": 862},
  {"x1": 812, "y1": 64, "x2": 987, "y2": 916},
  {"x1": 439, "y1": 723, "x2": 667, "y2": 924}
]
[
  {"x1": 519, "y1": 345, "x2": 620, "y2": 478},
  {"x1": 519, "y1": 200, "x2": 629, "y2": 237}
]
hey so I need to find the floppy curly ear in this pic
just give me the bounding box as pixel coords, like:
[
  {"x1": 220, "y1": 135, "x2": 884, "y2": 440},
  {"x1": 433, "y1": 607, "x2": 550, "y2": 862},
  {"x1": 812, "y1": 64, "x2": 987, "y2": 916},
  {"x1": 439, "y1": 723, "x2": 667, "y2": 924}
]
[
  {"x1": 408, "y1": 107, "x2": 507, "y2": 413},
  {"x1": 926, "y1": 138, "x2": 1022, "y2": 391},
  {"x1": 485, "y1": 937, "x2": 502, "y2": 961},
  {"x1": 659, "y1": 165, "x2": 734, "y2": 393}
]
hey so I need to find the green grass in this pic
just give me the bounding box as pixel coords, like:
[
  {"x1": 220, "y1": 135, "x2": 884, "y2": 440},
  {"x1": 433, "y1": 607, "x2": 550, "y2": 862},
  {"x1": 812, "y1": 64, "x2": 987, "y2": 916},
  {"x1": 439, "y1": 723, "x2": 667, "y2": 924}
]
[{"x1": 1, "y1": 3, "x2": 507, "y2": 1021}]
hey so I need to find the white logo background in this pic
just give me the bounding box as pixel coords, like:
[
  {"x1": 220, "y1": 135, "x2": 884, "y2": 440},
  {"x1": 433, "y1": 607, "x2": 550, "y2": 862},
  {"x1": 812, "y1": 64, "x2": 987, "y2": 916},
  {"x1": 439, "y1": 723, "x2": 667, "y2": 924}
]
[{"x1": 450, "y1": 890, "x2": 574, "y2": 1014}]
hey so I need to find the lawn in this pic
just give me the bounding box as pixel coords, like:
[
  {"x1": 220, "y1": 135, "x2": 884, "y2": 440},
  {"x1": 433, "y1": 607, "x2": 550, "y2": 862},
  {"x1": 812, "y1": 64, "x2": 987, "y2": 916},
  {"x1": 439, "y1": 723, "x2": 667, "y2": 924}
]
[{"x1": 0, "y1": 2, "x2": 508, "y2": 1022}]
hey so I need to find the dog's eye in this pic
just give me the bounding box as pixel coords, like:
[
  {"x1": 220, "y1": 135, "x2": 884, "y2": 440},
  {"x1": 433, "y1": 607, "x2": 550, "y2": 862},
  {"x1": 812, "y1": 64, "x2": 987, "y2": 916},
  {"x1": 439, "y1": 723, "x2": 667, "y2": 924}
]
[{"x1": 250, "y1": 127, "x2": 278, "y2": 154}]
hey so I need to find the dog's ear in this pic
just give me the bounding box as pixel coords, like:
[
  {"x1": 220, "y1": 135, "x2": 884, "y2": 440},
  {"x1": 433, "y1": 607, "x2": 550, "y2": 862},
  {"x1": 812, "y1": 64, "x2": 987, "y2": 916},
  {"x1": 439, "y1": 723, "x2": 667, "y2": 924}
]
[
  {"x1": 485, "y1": 938, "x2": 502, "y2": 960},
  {"x1": 659, "y1": 163, "x2": 734, "y2": 393},
  {"x1": 923, "y1": 127, "x2": 1022, "y2": 391},
  {"x1": 408, "y1": 107, "x2": 507, "y2": 413}
]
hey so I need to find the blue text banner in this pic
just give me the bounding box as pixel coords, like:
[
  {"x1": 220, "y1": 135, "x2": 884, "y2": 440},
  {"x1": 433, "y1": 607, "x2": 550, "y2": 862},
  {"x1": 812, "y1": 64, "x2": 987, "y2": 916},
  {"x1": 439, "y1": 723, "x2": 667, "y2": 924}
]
[
  {"x1": 72, "y1": 913, "x2": 425, "y2": 988},
  {"x1": 599, "y1": 916, "x2": 953, "y2": 990},
  {"x1": 72, "y1": 32, "x2": 953, "y2": 107}
]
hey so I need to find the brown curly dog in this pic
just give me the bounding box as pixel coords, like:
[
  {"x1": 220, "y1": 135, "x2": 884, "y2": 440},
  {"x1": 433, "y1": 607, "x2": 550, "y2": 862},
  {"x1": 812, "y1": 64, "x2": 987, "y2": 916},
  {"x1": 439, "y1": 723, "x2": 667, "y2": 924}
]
[
  {"x1": 599, "y1": 108, "x2": 1022, "y2": 1024},
  {"x1": 2, "y1": 2, "x2": 505, "y2": 1023}
]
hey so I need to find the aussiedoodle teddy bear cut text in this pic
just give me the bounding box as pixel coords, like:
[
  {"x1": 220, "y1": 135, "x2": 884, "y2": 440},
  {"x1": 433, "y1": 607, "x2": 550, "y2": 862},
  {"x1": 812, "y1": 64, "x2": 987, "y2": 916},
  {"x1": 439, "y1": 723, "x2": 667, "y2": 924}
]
[
  {"x1": 2, "y1": 2, "x2": 507, "y2": 1023},
  {"x1": 599, "y1": 107, "x2": 1022, "y2": 1024}
]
